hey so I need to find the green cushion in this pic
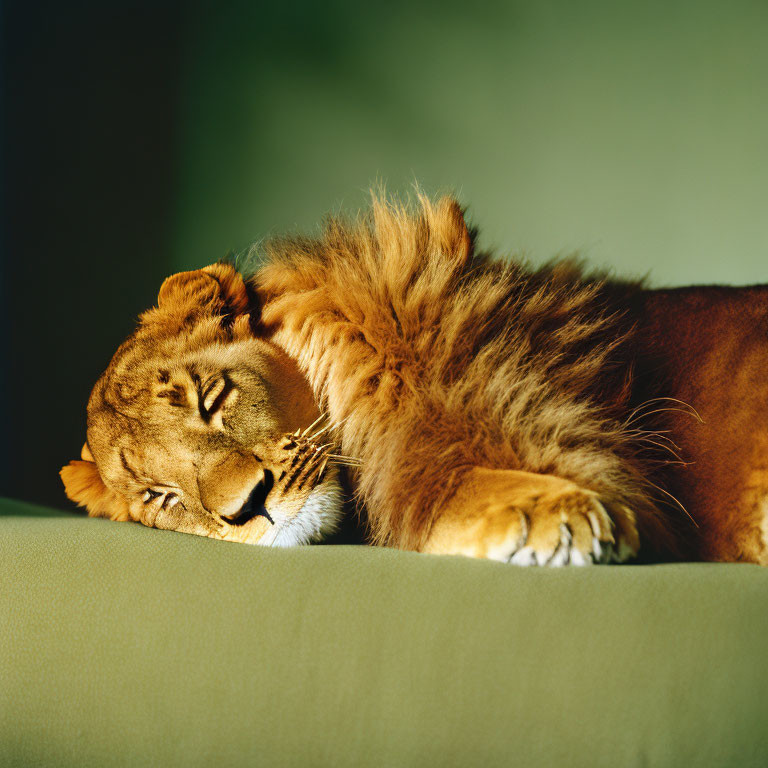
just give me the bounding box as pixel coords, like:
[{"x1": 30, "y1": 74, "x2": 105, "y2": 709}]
[{"x1": 2, "y1": 496, "x2": 767, "y2": 767}]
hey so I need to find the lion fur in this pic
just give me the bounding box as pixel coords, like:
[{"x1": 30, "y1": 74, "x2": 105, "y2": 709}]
[{"x1": 254, "y1": 194, "x2": 675, "y2": 553}]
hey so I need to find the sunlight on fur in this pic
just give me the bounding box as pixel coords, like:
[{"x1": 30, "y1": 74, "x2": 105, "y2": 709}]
[{"x1": 61, "y1": 192, "x2": 768, "y2": 565}]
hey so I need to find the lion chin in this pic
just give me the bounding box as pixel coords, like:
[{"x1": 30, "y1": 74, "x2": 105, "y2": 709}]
[
  {"x1": 269, "y1": 483, "x2": 345, "y2": 548},
  {"x1": 62, "y1": 192, "x2": 768, "y2": 566}
]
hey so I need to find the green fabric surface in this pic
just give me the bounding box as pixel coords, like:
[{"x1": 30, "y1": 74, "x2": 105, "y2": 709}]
[{"x1": 2, "y1": 496, "x2": 767, "y2": 767}]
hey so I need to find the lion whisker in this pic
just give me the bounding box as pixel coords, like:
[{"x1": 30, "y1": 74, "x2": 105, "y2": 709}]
[
  {"x1": 625, "y1": 428, "x2": 683, "y2": 453},
  {"x1": 633, "y1": 437, "x2": 689, "y2": 464},
  {"x1": 305, "y1": 421, "x2": 338, "y2": 442},
  {"x1": 624, "y1": 406, "x2": 704, "y2": 429},
  {"x1": 306, "y1": 413, "x2": 353, "y2": 443},
  {"x1": 628, "y1": 396, "x2": 700, "y2": 414},
  {"x1": 643, "y1": 477, "x2": 698, "y2": 528},
  {"x1": 327, "y1": 455, "x2": 363, "y2": 466},
  {"x1": 651, "y1": 396, "x2": 704, "y2": 423},
  {"x1": 301, "y1": 412, "x2": 328, "y2": 439},
  {"x1": 624, "y1": 397, "x2": 704, "y2": 427}
]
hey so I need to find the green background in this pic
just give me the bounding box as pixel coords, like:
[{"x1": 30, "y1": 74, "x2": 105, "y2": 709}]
[
  {"x1": 174, "y1": 0, "x2": 768, "y2": 285},
  {"x1": 2, "y1": 0, "x2": 767, "y2": 507}
]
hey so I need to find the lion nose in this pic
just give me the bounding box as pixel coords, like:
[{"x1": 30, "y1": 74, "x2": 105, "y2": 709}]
[{"x1": 220, "y1": 469, "x2": 275, "y2": 526}]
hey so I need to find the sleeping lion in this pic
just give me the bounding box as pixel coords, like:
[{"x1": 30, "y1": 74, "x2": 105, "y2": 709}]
[{"x1": 61, "y1": 195, "x2": 768, "y2": 565}]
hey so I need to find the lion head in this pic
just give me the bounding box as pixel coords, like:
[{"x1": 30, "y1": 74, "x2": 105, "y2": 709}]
[{"x1": 60, "y1": 263, "x2": 343, "y2": 546}]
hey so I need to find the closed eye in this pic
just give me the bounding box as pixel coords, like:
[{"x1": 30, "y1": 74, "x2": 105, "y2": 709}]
[{"x1": 199, "y1": 375, "x2": 233, "y2": 421}]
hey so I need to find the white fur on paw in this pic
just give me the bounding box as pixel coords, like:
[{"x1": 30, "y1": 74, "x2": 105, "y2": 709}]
[
  {"x1": 486, "y1": 510, "x2": 529, "y2": 563},
  {"x1": 509, "y1": 546, "x2": 538, "y2": 566},
  {"x1": 569, "y1": 548, "x2": 588, "y2": 566},
  {"x1": 505, "y1": 497, "x2": 631, "y2": 567},
  {"x1": 485, "y1": 493, "x2": 639, "y2": 568},
  {"x1": 507, "y1": 525, "x2": 594, "y2": 568},
  {"x1": 547, "y1": 523, "x2": 574, "y2": 567}
]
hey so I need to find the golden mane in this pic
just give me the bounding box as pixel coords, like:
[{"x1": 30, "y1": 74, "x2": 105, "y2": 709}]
[{"x1": 254, "y1": 194, "x2": 673, "y2": 553}]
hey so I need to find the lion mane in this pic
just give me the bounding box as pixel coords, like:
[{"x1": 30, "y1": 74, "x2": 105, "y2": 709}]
[{"x1": 254, "y1": 194, "x2": 675, "y2": 555}]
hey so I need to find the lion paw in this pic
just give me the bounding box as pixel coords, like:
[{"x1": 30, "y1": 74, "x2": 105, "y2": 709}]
[
  {"x1": 498, "y1": 491, "x2": 639, "y2": 566},
  {"x1": 424, "y1": 469, "x2": 641, "y2": 566}
]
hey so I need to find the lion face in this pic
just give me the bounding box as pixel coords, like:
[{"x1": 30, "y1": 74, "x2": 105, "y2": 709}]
[{"x1": 60, "y1": 264, "x2": 343, "y2": 546}]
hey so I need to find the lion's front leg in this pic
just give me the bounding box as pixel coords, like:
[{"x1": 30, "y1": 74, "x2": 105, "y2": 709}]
[{"x1": 422, "y1": 468, "x2": 640, "y2": 566}]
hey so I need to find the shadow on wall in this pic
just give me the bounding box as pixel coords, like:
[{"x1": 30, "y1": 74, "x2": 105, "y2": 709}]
[{"x1": 2, "y1": 1, "x2": 185, "y2": 506}]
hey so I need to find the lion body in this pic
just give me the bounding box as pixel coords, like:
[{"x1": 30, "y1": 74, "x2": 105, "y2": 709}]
[
  {"x1": 61, "y1": 195, "x2": 768, "y2": 565},
  {"x1": 636, "y1": 286, "x2": 768, "y2": 562}
]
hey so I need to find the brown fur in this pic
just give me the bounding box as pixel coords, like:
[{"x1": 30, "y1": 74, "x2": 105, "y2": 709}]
[
  {"x1": 256, "y1": 194, "x2": 671, "y2": 558},
  {"x1": 637, "y1": 287, "x2": 768, "y2": 563},
  {"x1": 61, "y1": 194, "x2": 768, "y2": 564}
]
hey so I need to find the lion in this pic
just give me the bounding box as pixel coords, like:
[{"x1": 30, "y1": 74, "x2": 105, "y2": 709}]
[{"x1": 60, "y1": 194, "x2": 768, "y2": 565}]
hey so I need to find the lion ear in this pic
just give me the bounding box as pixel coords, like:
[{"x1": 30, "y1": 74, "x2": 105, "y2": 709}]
[
  {"x1": 157, "y1": 262, "x2": 249, "y2": 318},
  {"x1": 60, "y1": 455, "x2": 131, "y2": 522}
]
